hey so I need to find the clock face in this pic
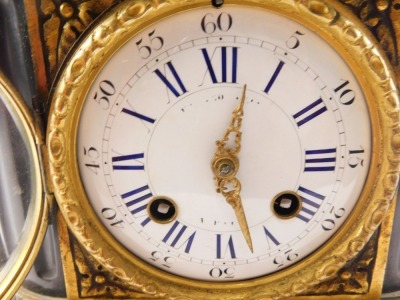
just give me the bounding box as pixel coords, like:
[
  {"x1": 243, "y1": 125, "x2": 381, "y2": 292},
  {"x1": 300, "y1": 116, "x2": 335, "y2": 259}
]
[{"x1": 76, "y1": 5, "x2": 371, "y2": 281}]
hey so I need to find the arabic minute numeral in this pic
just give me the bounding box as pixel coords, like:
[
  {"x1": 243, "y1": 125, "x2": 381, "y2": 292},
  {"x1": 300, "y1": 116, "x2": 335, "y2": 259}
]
[
  {"x1": 136, "y1": 29, "x2": 164, "y2": 59},
  {"x1": 348, "y1": 147, "x2": 365, "y2": 168},
  {"x1": 201, "y1": 12, "x2": 232, "y2": 34},
  {"x1": 273, "y1": 249, "x2": 299, "y2": 268},
  {"x1": 209, "y1": 267, "x2": 235, "y2": 279},
  {"x1": 83, "y1": 146, "x2": 100, "y2": 175},
  {"x1": 285, "y1": 30, "x2": 305, "y2": 49},
  {"x1": 321, "y1": 207, "x2": 346, "y2": 231},
  {"x1": 101, "y1": 207, "x2": 124, "y2": 228},
  {"x1": 334, "y1": 79, "x2": 355, "y2": 105},
  {"x1": 93, "y1": 80, "x2": 115, "y2": 110},
  {"x1": 149, "y1": 251, "x2": 175, "y2": 269}
]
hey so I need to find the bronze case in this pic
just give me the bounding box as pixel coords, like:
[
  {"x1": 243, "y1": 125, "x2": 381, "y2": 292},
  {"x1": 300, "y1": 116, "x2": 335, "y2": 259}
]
[{"x1": 22, "y1": 0, "x2": 400, "y2": 299}]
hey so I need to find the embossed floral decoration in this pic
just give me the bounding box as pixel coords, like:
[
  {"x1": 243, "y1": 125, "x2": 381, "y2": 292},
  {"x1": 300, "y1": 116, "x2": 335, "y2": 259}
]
[{"x1": 40, "y1": 0, "x2": 115, "y2": 79}]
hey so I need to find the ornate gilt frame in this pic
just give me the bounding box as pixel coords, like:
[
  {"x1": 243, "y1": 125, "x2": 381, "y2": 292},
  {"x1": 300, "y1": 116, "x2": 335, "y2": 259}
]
[{"x1": 47, "y1": 0, "x2": 400, "y2": 298}]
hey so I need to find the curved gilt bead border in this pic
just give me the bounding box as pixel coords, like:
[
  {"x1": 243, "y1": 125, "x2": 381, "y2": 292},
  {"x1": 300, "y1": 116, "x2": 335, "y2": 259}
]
[{"x1": 47, "y1": 0, "x2": 400, "y2": 298}]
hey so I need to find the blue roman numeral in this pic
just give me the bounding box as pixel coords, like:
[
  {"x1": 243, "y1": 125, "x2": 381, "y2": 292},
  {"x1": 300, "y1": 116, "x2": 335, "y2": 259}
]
[
  {"x1": 162, "y1": 221, "x2": 196, "y2": 254},
  {"x1": 292, "y1": 98, "x2": 327, "y2": 127},
  {"x1": 304, "y1": 148, "x2": 337, "y2": 172},
  {"x1": 216, "y1": 234, "x2": 236, "y2": 259},
  {"x1": 201, "y1": 46, "x2": 238, "y2": 84},
  {"x1": 154, "y1": 61, "x2": 187, "y2": 97},
  {"x1": 122, "y1": 185, "x2": 152, "y2": 226},
  {"x1": 263, "y1": 226, "x2": 280, "y2": 250},
  {"x1": 112, "y1": 153, "x2": 145, "y2": 170},
  {"x1": 264, "y1": 60, "x2": 285, "y2": 94},
  {"x1": 121, "y1": 108, "x2": 156, "y2": 124},
  {"x1": 296, "y1": 186, "x2": 325, "y2": 222}
]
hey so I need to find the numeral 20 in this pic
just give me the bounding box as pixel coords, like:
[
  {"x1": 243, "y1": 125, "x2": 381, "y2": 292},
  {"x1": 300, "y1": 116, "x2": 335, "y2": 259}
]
[{"x1": 321, "y1": 207, "x2": 346, "y2": 231}]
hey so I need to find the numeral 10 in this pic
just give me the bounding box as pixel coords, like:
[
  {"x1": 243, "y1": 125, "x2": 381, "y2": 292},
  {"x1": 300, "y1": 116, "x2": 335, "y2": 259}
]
[
  {"x1": 101, "y1": 207, "x2": 124, "y2": 228},
  {"x1": 334, "y1": 80, "x2": 355, "y2": 105}
]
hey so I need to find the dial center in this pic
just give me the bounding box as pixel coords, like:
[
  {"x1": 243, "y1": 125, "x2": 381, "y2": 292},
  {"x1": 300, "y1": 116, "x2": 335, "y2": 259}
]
[{"x1": 146, "y1": 86, "x2": 302, "y2": 232}]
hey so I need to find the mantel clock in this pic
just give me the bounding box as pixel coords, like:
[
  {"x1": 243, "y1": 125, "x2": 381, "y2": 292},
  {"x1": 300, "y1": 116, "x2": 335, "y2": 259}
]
[{"x1": 0, "y1": 0, "x2": 399, "y2": 299}]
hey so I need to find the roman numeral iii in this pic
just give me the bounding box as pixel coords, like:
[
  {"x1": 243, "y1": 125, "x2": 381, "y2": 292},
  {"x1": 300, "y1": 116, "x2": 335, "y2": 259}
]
[{"x1": 304, "y1": 148, "x2": 337, "y2": 172}]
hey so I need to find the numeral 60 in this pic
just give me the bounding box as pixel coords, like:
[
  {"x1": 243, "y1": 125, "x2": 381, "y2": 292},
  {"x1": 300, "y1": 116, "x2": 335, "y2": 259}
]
[{"x1": 201, "y1": 12, "x2": 232, "y2": 34}]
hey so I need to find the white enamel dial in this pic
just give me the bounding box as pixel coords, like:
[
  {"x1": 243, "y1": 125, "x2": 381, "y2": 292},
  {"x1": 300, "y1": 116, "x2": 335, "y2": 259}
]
[{"x1": 77, "y1": 5, "x2": 371, "y2": 281}]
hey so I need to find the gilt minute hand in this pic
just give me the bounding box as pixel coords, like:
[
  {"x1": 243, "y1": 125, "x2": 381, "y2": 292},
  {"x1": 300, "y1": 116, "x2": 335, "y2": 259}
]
[{"x1": 211, "y1": 85, "x2": 253, "y2": 253}]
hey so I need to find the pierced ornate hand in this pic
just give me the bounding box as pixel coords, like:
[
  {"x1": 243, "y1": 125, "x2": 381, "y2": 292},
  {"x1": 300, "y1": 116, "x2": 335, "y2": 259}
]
[{"x1": 211, "y1": 85, "x2": 253, "y2": 252}]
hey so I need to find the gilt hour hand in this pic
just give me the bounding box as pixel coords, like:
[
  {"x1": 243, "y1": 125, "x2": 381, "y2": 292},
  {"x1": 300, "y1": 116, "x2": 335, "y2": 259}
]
[{"x1": 211, "y1": 85, "x2": 253, "y2": 252}]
